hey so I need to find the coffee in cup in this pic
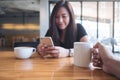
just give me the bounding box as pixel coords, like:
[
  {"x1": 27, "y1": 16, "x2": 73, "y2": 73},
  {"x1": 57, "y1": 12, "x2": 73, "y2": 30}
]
[
  {"x1": 74, "y1": 42, "x2": 91, "y2": 68},
  {"x1": 14, "y1": 47, "x2": 36, "y2": 59}
]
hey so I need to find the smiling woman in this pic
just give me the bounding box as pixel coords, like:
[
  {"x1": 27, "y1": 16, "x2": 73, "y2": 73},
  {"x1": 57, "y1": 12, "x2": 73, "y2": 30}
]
[{"x1": 37, "y1": 0, "x2": 88, "y2": 58}]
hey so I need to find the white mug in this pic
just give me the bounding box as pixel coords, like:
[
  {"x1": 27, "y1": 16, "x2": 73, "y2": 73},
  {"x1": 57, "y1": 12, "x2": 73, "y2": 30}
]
[
  {"x1": 74, "y1": 42, "x2": 91, "y2": 68},
  {"x1": 14, "y1": 47, "x2": 36, "y2": 59}
]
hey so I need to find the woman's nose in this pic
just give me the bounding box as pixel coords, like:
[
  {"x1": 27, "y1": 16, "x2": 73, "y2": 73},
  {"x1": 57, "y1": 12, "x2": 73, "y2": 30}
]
[{"x1": 59, "y1": 17, "x2": 63, "y2": 23}]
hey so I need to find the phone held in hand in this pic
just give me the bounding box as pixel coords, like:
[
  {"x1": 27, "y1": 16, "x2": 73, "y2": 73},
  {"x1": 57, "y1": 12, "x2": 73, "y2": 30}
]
[{"x1": 40, "y1": 37, "x2": 54, "y2": 47}]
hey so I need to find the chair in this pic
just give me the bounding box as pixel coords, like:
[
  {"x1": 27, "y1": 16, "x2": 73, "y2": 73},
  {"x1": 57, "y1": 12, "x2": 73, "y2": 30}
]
[
  {"x1": 101, "y1": 38, "x2": 119, "y2": 53},
  {"x1": 14, "y1": 41, "x2": 39, "y2": 48},
  {"x1": 101, "y1": 38, "x2": 117, "y2": 46}
]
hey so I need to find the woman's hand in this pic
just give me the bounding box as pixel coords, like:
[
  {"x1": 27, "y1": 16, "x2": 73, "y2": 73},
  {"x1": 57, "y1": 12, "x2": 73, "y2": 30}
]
[
  {"x1": 48, "y1": 46, "x2": 69, "y2": 58},
  {"x1": 37, "y1": 43, "x2": 69, "y2": 58},
  {"x1": 37, "y1": 43, "x2": 51, "y2": 57}
]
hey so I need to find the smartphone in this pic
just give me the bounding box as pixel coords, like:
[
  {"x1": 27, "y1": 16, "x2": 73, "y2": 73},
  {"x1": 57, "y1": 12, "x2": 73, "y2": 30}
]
[{"x1": 40, "y1": 37, "x2": 54, "y2": 47}]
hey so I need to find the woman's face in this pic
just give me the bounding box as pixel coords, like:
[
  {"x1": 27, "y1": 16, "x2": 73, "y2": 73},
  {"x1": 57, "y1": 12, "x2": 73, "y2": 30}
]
[{"x1": 55, "y1": 7, "x2": 70, "y2": 30}]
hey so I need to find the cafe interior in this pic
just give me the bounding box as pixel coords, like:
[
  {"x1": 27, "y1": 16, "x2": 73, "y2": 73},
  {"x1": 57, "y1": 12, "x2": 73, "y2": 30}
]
[
  {"x1": 0, "y1": 0, "x2": 120, "y2": 80},
  {"x1": 0, "y1": 0, "x2": 120, "y2": 53}
]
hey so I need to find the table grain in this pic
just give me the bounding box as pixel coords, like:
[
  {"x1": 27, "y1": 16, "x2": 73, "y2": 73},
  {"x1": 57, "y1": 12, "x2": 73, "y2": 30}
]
[{"x1": 0, "y1": 51, "x2": 118, "y2": 80}]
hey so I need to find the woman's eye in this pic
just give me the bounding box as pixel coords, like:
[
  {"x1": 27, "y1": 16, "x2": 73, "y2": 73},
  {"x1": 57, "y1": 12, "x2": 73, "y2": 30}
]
[
  {"x1": 63, "y1": 15, "x2": 68, "y2": 18},
  {"x1": 56, "y1": 16, "x2": 59, "y2": 18},
  {"x1": 63, "y1": 16, "x2": 66, "y2": 18}
]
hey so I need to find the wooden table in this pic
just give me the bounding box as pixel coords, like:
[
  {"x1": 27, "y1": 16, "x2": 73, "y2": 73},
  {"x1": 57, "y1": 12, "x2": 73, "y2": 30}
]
[{"x1": 0, "y1": 51, "x2": 118, "y2": 80}]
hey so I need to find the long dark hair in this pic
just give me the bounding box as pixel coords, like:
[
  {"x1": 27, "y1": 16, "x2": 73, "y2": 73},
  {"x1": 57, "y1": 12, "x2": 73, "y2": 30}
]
[{"x1": 48, "y1": 0, "x2": 77, "y2": 48}]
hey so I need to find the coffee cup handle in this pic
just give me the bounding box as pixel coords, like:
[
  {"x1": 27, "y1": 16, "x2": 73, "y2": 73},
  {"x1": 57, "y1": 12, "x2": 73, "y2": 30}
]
[{"x1": 32, "y1": 48, "x2": 36, "y2": 54}]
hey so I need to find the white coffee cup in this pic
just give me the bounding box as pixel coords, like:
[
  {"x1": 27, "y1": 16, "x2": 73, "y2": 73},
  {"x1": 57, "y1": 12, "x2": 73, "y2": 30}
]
[
  {"x1": 74, "y1": 42, "x2": 91, "y2": 67},
  {"x1": 14, "y1": 47, "x2": 36, "y2": 59}
]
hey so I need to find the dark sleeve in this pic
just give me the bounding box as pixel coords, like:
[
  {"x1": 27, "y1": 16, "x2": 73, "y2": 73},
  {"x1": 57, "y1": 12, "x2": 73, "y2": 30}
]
[
  {"x1": 77, "y1": 23, "x2": 87, "y2": 41},
  {"x1": 45, "y1": 29, "x2": 51, "y2": 36}
]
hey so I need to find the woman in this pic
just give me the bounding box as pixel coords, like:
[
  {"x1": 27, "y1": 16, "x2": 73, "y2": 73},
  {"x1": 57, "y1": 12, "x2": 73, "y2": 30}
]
[{"x1": 37, "y1": 0, "x2": 88, "y2": 58}]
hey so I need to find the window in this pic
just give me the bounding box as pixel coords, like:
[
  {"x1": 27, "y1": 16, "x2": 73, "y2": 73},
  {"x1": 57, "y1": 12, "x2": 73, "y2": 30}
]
[
  {"x1": 82, "y1": 2, "x2": 97, "y2": 44},
  {"x1": 114, "y1": 2, "x2": 120, "y2": 52}
]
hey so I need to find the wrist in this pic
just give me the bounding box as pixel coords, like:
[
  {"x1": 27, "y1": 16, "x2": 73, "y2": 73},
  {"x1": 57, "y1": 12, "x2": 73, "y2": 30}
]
[{"x1": 68, "y1": 49, "x2": 74, "y2": 57}]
